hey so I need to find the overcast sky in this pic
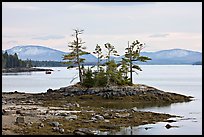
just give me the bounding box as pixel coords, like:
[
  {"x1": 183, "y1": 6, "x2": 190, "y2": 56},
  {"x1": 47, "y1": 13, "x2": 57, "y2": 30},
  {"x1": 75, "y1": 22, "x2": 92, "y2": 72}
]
[{"x1": 2, "y1": 2, "x2": 202, "y2": 54}]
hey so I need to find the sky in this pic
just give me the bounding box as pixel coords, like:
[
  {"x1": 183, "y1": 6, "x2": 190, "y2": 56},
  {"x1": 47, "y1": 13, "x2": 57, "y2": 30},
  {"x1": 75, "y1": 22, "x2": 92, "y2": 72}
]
[{"x1": 2, "y1": 2, "x2": 202, "y2": 55}]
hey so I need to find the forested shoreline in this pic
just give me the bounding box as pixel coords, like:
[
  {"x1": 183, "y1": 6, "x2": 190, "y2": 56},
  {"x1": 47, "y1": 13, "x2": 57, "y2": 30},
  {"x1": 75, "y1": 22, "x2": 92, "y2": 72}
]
[{"x1": 2, "y1": 51, "x2": 32, "y2": 69}]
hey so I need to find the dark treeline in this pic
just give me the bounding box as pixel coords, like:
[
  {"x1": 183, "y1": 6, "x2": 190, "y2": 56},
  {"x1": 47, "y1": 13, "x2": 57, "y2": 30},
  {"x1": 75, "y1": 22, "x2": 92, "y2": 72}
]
[
  {"x1": 31, "y1": 61, "x2": 67, "y2": 67},
  {"x1": 2, "y1": 51, "x2": 96, "y2": 68},
  {"x1": 192, "y1": 61, "x2": 202, "y2": 65},
  {"x1": 2, "y1": 51, "x2": 32, "y2": 69},
  {"x1": 31, "y1": 61, "x2": 96, "y2": 67}
]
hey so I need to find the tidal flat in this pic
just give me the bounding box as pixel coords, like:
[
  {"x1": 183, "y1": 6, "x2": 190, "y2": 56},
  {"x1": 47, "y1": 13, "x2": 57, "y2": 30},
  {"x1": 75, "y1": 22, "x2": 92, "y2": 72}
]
[{"x1": 2, "y1": 84, "x2": 193, "y2": 135}]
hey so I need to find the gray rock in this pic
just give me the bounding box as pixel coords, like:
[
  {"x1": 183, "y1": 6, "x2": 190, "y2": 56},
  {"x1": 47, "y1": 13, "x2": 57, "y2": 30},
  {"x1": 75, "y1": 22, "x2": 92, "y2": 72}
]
[
  {"x1": 59, "y1": 128, "x2": 65, "y2": 134},
  {"x1": 65, "y1": 115, "x2": 78, "y2": 120},
  {"x1": 104, "y1": 119, "x2": 110, "y2": 123},
  {"x1": 47, "y1": 88, "x2": 53, "y2": 93},
  {"x1": 73, "y1": 128, "x2": 95, "y2": 135},
  {"x1": 49, "y1": 121, "x2": 60, "y2": 127},
  {"x1": 2, "y1": 100, "x2": 6, "y2": 104},
  {"x1": 16, "y1": 116, "x2": 25, "y2": 124},
  {"x1": 94, "y1": 115, "x2": 104, "y2": 120},
  {"x1": 131, "y1": 107, "x2": 137, "y2": 112},
  {"x1": 22, "y1": 100, "x2": 35, "y2": 104},
  {"x1": 142, "y1": 120, "x2": 148, "y2": 124},
  {"x1": 64, "y1": 92, "x2": 70, "y2": 96},
  {"x1": 91, "y1": 117, "x2": 97, "y2": 121},
  {"x1": 75, "y1": 103, "x2": 80, "y2": 107},
  {"x1": 103, "y1": 113, "x2": 114, "y2": 119},
  {"x1": 115, "y1": 113, "x2": 130, "y2": 118},
  {"x1": 39, "y1": 123, "x2": 44, "y2": 127},
  {"x1": 16, "y1": 110, "x2": 22, "y2": 114},
  {"x1": 2, "y1": 109, "x2": 6, "y2": 115},
  {"x1": 52, "y1": 127, "x2": 60, "y2": 132},
  {"x1": 91, "y1": 114, "x2": 104, "y2": 121},
  {"x1": 58, "y1": 112, "x2": 68, "y2": 116},
  {"x1": 2, "y1": 110, "x2": 15, "y2": 115}
]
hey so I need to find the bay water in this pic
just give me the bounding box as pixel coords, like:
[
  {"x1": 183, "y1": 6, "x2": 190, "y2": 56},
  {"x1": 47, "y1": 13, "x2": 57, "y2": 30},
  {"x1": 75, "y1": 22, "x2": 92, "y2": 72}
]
[{"x1": 2, "y1": 65, "x2": 202, "y2": 135}]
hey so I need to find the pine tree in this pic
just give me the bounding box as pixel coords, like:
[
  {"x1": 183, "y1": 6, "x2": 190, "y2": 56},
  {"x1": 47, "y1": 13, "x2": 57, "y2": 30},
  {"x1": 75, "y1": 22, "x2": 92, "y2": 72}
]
[
  {"x1": 104, "y1": 43, "x2": 119, "y2": 86},
  {"x1": 93, "y1": 44, "x2": 103, "y2": 72},
  {"x1": 124, "y1": 40, "x2": 151, "y2": 85},
  {"x1": 63, "y1": 29, "x2": 90, "y2": 84}
]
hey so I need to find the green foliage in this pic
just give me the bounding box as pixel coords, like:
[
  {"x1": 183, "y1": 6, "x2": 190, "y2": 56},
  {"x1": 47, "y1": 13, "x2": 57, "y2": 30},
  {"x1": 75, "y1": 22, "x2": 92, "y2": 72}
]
[
  {"x1": 93, "y1": 69, "x2": 108, "y2": 87},
  {"x1": 118, "y1": 58, "x2": 131, "y2": 85},
  {"x1": 81, "y1": 68, "x2": 95, "y2": 88},
  {"x1": 2, "y1": 51, "x2": 32, "y2": 69},
  {"x1": 63, "y1": 29, "x2": 89, "y2": 83},
  {"x1": 81, "y1": 44, "x2": 131, "y2": 87},
  {"x1": 93, "y1": 44, "x2": 103, "y2": 72},
  {"x1": 106, "y1": 60, "x2": 119, "y2": 85},
  {"x1": 104, "y1": 43, "x2": 120, "y2": 86},
  {"x1": 123, "y1": 40, "x2": 151, "y2": 84},
  {"x1": 62, "y1": 30, "x2": 151, "y2": 88}
]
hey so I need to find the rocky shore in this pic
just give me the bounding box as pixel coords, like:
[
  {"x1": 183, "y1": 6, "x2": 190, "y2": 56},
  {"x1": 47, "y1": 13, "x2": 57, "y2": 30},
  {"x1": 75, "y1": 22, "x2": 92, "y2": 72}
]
[
  {"x1": 2, "y1": 84, "x2": 193, "y2": 135},
  {"x1": 2, "y1": 67, "x2": 53, "y2": 73}
]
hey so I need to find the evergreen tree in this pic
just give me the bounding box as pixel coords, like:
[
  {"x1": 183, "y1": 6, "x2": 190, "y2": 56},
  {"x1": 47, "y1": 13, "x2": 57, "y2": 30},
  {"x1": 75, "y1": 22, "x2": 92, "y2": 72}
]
[
  {"x1": 2, "y1": 51, "x2": 30, "y2": 69},
  {"x1": 93, "y1": 44, "x2": 103, "y2": 72},
  {"x1": 119, "y1": 58, "x2": 130, "y2": 85},
  {"x1": 81, "y1": 67, "x2": 94, "y2": 88},
  {"x1": 2, "y1": 51, "x2": 7, "y2": 68},
  {"x1": 124, "y1": 40, "x2": 151, "y2": 85},
  {"x1": 13, "y1": 53, "x2": 19, "y2": 67},
  {"x1": 63, "y1": 29, "x2": 90, "y2": 84},
  {"x1": 104, "y1": 43, "x2": 119, "y2": 86}
]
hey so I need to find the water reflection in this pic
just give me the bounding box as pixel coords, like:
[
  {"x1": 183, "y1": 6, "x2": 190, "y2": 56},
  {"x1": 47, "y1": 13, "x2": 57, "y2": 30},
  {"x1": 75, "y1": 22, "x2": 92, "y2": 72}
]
[{"x1": 2, "y1": 72, "x2": 32, "y2": 76}]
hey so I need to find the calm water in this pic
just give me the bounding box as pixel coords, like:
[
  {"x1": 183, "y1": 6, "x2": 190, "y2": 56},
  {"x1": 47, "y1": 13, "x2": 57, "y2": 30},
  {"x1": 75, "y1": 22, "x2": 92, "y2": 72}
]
[{"x1": 2, "y1": 65, "x2": 202, "y2": 135}]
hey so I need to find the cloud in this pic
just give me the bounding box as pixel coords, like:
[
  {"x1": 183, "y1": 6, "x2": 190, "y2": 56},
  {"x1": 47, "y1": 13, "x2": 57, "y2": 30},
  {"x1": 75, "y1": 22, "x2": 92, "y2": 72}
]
[
  {"x1": 83, "y1": 2, "x2": 156, "y2": 7},
  {"x1": 2, "y1": 2, "x2": 41, "y2": 10},
  {"x1": 149, "y1": 34, "x2": 170, "y2": 38},
  {"x1": 32, "y1": 35, "x2": 65, "y2": 40},
  {"x1": 2, "y1": 2, "x2": 202, "y2": 53},
  {"x1": 6, "y1": 40, "x2": 18, "y2": 44}
]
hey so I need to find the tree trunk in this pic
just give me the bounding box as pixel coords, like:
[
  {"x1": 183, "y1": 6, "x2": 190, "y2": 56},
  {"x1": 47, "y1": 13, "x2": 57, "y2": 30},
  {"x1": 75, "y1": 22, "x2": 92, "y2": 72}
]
[
  {"x1": 130, "y1": 59, "x2": 133, "y2": 84},
  {"x1": 75, "y1": 31, "x2": 83, "y2": 84},
  {"x1": 128, "y1": 41, "x2": 133, "y2": 85}
]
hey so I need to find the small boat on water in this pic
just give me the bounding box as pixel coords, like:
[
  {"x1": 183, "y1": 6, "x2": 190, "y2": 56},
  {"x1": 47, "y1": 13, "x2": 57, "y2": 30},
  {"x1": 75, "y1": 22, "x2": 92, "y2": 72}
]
[{"x1": 45, "y1": 71, "x2": 52, "y2": 74}]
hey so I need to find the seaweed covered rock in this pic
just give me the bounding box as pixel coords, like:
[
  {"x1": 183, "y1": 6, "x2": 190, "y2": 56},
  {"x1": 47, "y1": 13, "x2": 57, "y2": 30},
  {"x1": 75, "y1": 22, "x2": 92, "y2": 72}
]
[{"x1": 51, "y1": 84, "x2": 193, "y2": 103}]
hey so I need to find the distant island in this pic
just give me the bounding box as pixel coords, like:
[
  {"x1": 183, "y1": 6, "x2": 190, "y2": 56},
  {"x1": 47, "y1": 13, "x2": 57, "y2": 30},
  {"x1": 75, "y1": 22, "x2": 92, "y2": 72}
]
[
  {"x1": 192, "y1": 61, "x2": 202, "y2": 65},
  {"x1": 2, "y1": 51, "x2": 53, "y2": 73}
]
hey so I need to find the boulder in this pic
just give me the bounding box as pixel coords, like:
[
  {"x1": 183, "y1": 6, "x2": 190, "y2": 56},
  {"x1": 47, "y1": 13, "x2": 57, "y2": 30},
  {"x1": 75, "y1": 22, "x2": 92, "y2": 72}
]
[
  {"x1": 2, "y1": 109, "x2": 6, "y2": 115},
  {"x1": 65, "y1": 115, "x2": 78, "y2": 120},
  {"x1": 39, "y1": 123, "x2": 45, "y2": 127},
  {"x1": 16, "y1": 116, "x2": 25, "y2": 124},
  {"x1": 131, "y1": 107, "x2": 138, "y2": 112},
  {"x1": 49, "y1": 121, "x2": 60, "y2": 127},
  {"x1": 115, "y1": 113, "x2": 130, "y2": 118},
  {"x1": 59, "y1": 128, "x2": 65, "y2": 134},
  {"x1": 73, "y1": 128, "x2": 95, "y2": 135},
  {"x1": 94, "y1": 115, "x2": 104, "y2": 120},
  {"x1": 16, "y1": 110, "x2": 22, "y2": 114},
  {"x1": 52, "y1": 127, "x2": 60, "y2": 132},
  {"x1": 47, "y1": 89, "x2": 53, "y2": 93}
]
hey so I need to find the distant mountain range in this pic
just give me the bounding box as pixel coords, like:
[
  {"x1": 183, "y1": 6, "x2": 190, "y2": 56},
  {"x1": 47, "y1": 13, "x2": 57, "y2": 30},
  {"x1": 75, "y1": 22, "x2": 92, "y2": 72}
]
[
  {"x1": 4, "y1": 45, "x2": 202, "y2": 65},
  {"x1": 5, "y1": 45, "x2": 98, "y2": 63}
]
